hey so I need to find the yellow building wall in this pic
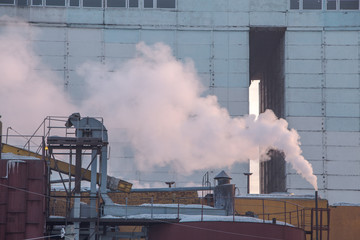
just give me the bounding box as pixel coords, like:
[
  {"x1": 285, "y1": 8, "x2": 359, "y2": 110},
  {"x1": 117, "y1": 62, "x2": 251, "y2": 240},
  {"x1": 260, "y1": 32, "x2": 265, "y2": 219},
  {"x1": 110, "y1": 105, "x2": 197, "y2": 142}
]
[
  {"x1": 235, "y1": 197, "x2": 329, "y2": 240},
  {"x1": 329, "y1": 206, "x2": 360, "y2": 240}
]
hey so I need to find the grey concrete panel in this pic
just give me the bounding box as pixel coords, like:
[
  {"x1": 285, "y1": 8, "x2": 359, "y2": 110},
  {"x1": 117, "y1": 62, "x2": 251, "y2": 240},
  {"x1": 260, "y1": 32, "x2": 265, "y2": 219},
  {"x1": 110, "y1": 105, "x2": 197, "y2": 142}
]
[
  {"x1": 177, "y1": 11, "x2": 213, "y2": 27},
  {"x1": 104, "y1": 43, "x2": 137, "y2": 58},
  {"x1": 287, "y1": 102, "x2": 322, "y2": 116},
  {"x1": 286, "y1": 117, "x2": 323, "y2": 131},
  {"x1": 286, "y1": 173, "x2": 318, "y2": 190},
  {"x1": 214, "y1": 73, "x2": 229, "y2": 87},
  {"x1": 178, "y1": 0, "x2": 231, "y2": 12},
  {"x1": 228, "y1": 12, "x2": 249, "y2": 26},
  {"x1": 325, "y1": 74, "x2": 359, "y2": 88},
  {"x1": 322, "y1": 10, "x2": 360, "y2": 27},
  {"x1": 33, "y1": 41, "x2": 65, "y2": 56},
  {"x1": 68, "y1": 56, "x2": 102, "y2": 70},
  {"x1": 287, "y1": 88, "x2": 322, "y2": 103},
  {"x1": 325, "y1": 31, "x2": 359, "y2": 45},
  {"x1": 191, "y1": 59, "x2": 211, "y2": 73},
  {"x1": 301, "y1": 145, "x2": 323, "y2": 160},
  {"x1": 327, "y1": 146, "x2": 360, "y2": 161},
  {"x1": 328, "y1": 176, "x2": 360, "y2": 190},
  {"x1": 325, "y1": 45, "x2": 358, "y2": 60},
  {"x1": 38, "y1": 55, "x2": 65, "y2": 70},
  {"x1": 286, "y1": 160, "x2": 323, "y2": 175},
  {"x1": 286, "y1": 31, "x2": 322, "y2": 45},
  {"x1": 104, "y1": 29, "x2": 140, "y2": 43},
  {"x1": 287, "y1": 74, "x2": 323, "y2": 88},
  {"x1": 229, "y1": 73, "x2": 249, "y2": 88},
  {"x1": 287, "y1": 60, "x2": 322, "y2": 74},
  {"x1": 326, "y1": 103, "x2": 360, "y2": 117},
  {"x1": 249, "y1": 11, "x2": 286, "y2": 26},
  {"x1": 66, "y1": 8, "x2": 104, "y2": 24},
  {"x1": 177, "y1": 44, "x2": 211, "y2": 59},
  {"x1": 327, "y1": 160, "x2": 360, "y2": 175},
  {"x1": 177, "y1": 31, "x2": 212, "y2": 44},
  {"x1": 249, "y1": 0, "x2": 287, "y2": 11},
  {"x1": 326, "y1": 117, "x2": 360, "y2": 132},
  {"x1": 325, "y1": 89, "x2": 359, "y2": 103},
  {"x1": 287, "y1": 45, "x2": 322, "y2": 60},
  {"x1": 326, "y1": 60, "x2": 358, "y2": 74},
  {"x1": 326, "y1": 132, "x2": 360, "y2": 146},
  {"x1": 327, "y1": 190, "x2": 360, "y2": 205},
  {"x1": 68, "y1": 28, "x2": 102, "y2": 42},
  {"x1": 228, "y1": 101, "x2": 248, "y2": 116},
  {"x1": 140, "y1": 30, "x2": 175, "y2": 45},
  {"x1": 213, "y1": 12, "x2": 230, "y2": 26},
  {"x1": 213, "y1": 87, "x2": 229, "y2": 102},
  {"x1": 31, "y1": 27, "x2": 66, "y2": 41},
  {"x1": 228, "y1": 88, "x2": 248, "y2": 102},
  {"x1": 228, "y1": 0, "x2": 249, "y2": 11},
  {"x1": 286, "y1": 12, "x2": 323, "y2": 27},
  {"x1": 297, "y1": 131, "x2": 323, "y2": 146}
]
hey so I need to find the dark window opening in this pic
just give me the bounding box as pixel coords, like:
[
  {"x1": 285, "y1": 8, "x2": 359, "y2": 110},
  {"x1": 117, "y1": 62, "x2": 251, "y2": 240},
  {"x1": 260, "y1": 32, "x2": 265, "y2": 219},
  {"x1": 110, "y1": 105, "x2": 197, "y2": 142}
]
[
  {"x1": 17, "y1": 0, "x2": 28, "y2": 5},
  {"x1": 83, "y1": 0, "x2": 101, "y2": 7},
  {"x1": 107, "y1": 0, "x2": 125, "y2": 7},
  {"x1": 0, "y1": 0, "x2": 14, "y2": 4},
  {"x1": 69, "y1": 0, "x2": 79, "y2": 6},
  {"x1": 157, "y1": 0, "x2": 175, "y2": 8},
  {"x1": 340, "y1": 0, "x2": 359, "y2": 9},
  {"x1": 129, "y1": 0, "x2": 138, "y2": 7},
  {"x1": 327, "y1": 0, "x2": 336, "y2": 9},
  {"x1": 250, "y1": 27, "x2": 286, "y2": 194},
  {"x1": 46, "y1": 0, "x2": 65, "y2": 6},
  {"x1": 290, "y1": 0, "x2": 299, "y2": 9},
  {"x1": 144, "y1": 0, "x2": 153, "y2": 8},
  {"x1": 32, "y1": 0, "x2": 42, "y2": 5},
  {"x1": 303, "y1": 0, "x2": 322, "y2": 9}
]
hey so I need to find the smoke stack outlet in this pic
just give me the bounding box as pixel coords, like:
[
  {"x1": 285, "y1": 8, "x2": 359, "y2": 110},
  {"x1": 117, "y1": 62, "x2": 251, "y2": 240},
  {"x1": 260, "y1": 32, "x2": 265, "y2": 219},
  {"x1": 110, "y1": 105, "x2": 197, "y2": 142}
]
[{"x1": 214, "y1": 170, "x2": 235, "y2": 215}]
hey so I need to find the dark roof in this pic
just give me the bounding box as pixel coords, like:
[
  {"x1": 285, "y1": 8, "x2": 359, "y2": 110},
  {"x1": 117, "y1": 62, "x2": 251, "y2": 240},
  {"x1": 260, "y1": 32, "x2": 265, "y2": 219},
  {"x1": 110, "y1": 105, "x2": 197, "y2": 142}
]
[{"x1": 214, "y1": 170, "x2": 232, "y2": 180}]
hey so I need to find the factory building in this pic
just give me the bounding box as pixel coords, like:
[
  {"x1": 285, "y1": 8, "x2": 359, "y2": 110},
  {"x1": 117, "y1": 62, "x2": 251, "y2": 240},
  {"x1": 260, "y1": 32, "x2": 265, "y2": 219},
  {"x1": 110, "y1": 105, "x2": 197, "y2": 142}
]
[{"x1": 0, "y1": 0, "x2": 359, "y2": 206}]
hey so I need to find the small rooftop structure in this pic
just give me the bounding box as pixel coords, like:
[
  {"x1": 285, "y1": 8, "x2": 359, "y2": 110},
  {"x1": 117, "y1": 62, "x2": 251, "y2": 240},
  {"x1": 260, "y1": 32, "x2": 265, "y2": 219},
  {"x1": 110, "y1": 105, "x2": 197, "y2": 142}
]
[{"x1": 214, "y1": 170, "x2": 232, "y2": 185}]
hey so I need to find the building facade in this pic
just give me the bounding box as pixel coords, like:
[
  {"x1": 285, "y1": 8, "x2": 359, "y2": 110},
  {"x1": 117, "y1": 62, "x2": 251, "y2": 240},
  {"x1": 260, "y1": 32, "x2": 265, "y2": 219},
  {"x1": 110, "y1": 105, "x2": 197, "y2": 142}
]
[{"x1": 0, "y1": 0, "x2": 359, "y2": 204}]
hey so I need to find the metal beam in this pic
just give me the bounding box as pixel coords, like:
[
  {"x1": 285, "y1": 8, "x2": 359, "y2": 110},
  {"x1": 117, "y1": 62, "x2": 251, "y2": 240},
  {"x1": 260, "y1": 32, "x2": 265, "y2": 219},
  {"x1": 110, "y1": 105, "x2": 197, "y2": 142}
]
[{"x1": 1, "y1": 143, "x2": 132, "y2": 192}]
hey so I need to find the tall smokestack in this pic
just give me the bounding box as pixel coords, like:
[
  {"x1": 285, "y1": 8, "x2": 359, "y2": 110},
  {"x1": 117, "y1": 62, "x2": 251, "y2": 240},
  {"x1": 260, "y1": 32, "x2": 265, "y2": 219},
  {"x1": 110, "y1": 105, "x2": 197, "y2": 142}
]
[
  {"x1": 315, "y1": 190, "x2": 318, "y2": 240},
  {"x1": 0, "y1": 116, "x2": 2, "y2": 160}
]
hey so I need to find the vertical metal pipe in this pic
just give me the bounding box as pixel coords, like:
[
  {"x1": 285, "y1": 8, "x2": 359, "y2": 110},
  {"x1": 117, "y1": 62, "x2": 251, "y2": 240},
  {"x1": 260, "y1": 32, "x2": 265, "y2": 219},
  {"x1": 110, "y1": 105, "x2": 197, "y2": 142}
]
[
  {"x1": 297, "y1": 205, "x2": 300, "y2": 228},
  {"x1": 151, "y1": 197, "x2": 153, "y2": 219},
  {"x1": 284, "y1": 201, "x2": 287, "y2": 225},
  {"x1": 126, "y1": 197, "x2": 128, "y2": 219},
  {"x1": 262, "y1": 199, "x2": 265, "y2": 223},
  {"x1": 315, "y1": 191, "x2": 319, "y2": 240},
  {"x1": 0, "y1": 118, "x2": 2, "y2": 160}
]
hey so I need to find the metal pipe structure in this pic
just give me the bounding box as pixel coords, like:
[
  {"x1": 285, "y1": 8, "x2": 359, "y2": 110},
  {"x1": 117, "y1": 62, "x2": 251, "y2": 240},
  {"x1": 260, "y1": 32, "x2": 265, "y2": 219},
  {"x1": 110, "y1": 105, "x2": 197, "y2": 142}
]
[
  {"x1": 315, "y1": 190, "x2": 318, "y2": 240},
  {"x1": 0, "y1": 117, "x2": 2, "y2": 160},
  {"x1": 243, "y1": 173, "x2": 253, "y2": 194},
  {"x1": 130, "y1": 186, "x2": 214, "y2": 193}
]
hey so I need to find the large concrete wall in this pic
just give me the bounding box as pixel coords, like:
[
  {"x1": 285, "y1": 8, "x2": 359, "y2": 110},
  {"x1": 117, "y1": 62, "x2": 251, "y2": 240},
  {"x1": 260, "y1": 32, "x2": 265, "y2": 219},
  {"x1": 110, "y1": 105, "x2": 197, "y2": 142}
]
[
  {"x1": 0, "y1": 0, "x2": 359, "y2": 203},
  {"x1": 285, "y1": 28, "x2": 360, "y2": 204}
]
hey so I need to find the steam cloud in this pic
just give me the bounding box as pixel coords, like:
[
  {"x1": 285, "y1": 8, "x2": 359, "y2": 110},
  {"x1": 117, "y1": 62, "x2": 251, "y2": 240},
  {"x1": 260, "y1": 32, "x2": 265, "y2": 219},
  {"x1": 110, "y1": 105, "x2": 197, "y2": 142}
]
[
  {"x1": 79, "y1": 42, "x2": 318, "y2": 190},
  {"x1": 0, "y1": 18, "x2": 317, "y2": 190},
  {"x1": 0, "y1": 17, "x2": 75, "y2": 135}
]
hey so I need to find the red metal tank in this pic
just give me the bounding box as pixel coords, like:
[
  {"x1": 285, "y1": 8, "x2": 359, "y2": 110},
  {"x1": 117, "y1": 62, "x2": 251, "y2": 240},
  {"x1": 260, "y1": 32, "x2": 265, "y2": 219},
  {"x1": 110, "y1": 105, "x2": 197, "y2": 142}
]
[
  {"x1": 148, "y1": 221, "x2": 306, "y2": 240},
  {"x1": 0, "y1": 156, "x2": 46, "y2": 239}
]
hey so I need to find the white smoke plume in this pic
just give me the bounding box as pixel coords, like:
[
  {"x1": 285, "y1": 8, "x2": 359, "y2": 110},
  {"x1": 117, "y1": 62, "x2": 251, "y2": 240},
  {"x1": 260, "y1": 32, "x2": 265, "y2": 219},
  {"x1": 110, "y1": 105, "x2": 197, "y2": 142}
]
[
  {"x1": 0, "y1": 17, "x2": 75, "y2": 138},
  {"x1": 79, "y1": 42, "x2": 318, "y2": 190},
  {"x1": 0, "y1": 17, "x2": 317, "y2": 190}
]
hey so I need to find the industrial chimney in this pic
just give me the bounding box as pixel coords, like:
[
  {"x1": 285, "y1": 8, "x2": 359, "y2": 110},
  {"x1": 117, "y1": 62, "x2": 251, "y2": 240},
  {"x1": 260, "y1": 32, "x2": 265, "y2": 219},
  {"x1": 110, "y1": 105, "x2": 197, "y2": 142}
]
[{"x1": 214, "y1": 170, "x2": 235, "y2": 215}]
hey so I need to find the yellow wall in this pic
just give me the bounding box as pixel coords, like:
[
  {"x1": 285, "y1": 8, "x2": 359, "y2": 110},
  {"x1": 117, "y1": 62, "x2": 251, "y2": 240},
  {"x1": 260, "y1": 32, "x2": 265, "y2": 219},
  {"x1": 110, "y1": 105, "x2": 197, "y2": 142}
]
[
  {"x1": 329, "y1": 206, "x2": 360, "y2": 240},
  {"x1": 235, "y1": 197, "x2": 329, "y2": 240}
]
